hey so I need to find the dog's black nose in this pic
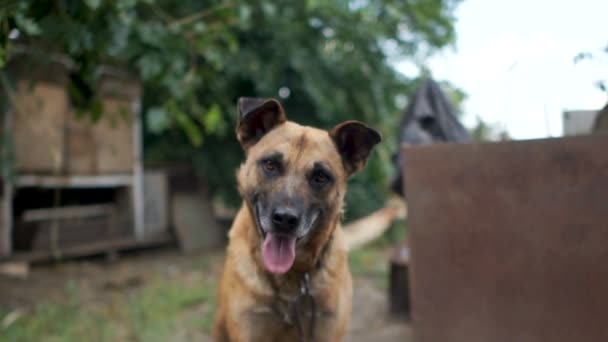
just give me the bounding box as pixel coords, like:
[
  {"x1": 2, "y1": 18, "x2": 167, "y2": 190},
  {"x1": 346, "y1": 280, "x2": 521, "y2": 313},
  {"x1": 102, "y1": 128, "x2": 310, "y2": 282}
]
[{"x1": 271, "y1": 207, "x2": 300, "y2": 231}]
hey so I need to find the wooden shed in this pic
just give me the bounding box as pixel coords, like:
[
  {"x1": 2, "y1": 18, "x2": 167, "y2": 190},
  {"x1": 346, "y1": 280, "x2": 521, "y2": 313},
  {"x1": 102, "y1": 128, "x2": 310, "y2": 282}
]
[{"x1": 0, "y1": 55, "x2": 170, "y2": 261}]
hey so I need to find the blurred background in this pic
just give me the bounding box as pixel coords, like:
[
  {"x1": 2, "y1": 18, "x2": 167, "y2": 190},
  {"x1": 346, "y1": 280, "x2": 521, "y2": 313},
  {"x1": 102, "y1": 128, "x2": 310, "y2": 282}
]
[{"x1": 0, "y1": 1, "x2": 606, "y2": 341}]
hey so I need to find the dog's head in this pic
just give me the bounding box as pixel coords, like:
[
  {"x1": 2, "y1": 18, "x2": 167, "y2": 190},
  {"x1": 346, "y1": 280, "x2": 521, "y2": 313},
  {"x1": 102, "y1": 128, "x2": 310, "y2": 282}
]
[{"x1": 235, "y1": 97, "x2": 381, "y2": 274}]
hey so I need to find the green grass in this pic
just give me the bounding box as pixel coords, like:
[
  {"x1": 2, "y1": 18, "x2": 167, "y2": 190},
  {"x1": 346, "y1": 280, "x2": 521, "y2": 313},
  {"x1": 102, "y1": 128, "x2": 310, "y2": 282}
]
[
  {"x1": 125, "y1": 276, "x2": 216, "y2": 341},
  {"x1": 1, "y1": 293, "x2": 112, "y2": 342},
  {"x1": 0, "y1": 221, "x2": 406, "y2": 341},
  {"x1": 1, "y1": 269, "x2": 217, "y2": 342}
]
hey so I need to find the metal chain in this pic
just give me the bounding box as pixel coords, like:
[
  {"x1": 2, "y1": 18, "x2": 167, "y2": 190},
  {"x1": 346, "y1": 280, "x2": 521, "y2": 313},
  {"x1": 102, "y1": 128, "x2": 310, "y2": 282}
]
[{"x1": 293, "y1": 273, "x2": 316, "y2": 342}]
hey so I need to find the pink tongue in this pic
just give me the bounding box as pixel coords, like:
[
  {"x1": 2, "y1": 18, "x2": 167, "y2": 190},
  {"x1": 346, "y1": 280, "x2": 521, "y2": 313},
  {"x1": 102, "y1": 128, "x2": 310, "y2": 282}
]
[{"x1": 262, "y1": 233, "x2": 297, "y2": 274}]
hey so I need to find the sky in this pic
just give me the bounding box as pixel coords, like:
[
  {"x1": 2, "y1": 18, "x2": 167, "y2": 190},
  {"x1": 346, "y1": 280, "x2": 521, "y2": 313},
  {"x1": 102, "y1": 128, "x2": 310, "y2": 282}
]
[{"x1": 396, "y1": 0, "x2": 608, "y2": 140}]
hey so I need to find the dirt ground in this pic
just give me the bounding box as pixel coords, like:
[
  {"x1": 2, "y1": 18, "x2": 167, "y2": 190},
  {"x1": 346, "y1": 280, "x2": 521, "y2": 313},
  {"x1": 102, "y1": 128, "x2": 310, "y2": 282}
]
[{"x1": 0, "y1": 247, "x2": 411, "y2": 341}]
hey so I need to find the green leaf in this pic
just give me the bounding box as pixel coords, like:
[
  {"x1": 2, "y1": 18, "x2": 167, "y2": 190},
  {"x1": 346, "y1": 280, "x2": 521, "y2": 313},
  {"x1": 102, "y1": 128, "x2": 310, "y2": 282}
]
[
  {"x1": 14, "y1": 13, "x2": 41, "y2": 35},
  {"x1": 201, "y1": 104, "x2": 226, "y2": 136},
  {"x1": 136, "y1": 54, "x2": 163, "y2": 80},
  {"x1": 166, "y1": 100, "x2": 203, "y2": 146},
  {"x1": 6, "y1": 0, "x2": 465, "y2": 214},
  {"x1": 84, "y1": 0, "x2": 102, "y2": 10},
  {"x1": 147, "y1": 107, "x2": 171, "y2": 133}
]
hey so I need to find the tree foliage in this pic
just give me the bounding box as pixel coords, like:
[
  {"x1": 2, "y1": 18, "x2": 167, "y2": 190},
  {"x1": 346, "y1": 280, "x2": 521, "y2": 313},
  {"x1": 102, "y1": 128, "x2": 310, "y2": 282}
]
[
  {"x1": 1, "y1": 0, "x2": 462, "y2": 219},
  {"x1": 574, "y1": 44, "x2": 608, "y2": 96}
]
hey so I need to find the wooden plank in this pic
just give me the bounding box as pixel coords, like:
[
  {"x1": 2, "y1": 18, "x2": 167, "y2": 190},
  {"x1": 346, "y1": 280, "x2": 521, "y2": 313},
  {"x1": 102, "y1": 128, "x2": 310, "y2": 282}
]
[
  {"x1": 22, "y1": 204, "x2": 114, "y2": 222},
  {"x1": 93, "y1": 98, "x2": 134, "y2": 173},
  {"x1": 5, "y1": 233, "x2": 172, "y2": 263},
  {"x1": 114, "y1": 187, "x2": 133, "y2": 234},
  {"x1": 0, "y1": 261, "x2": 29, "y2": 279},
  {"x1": 66, "y1": 114, "x2": 96, "y2": 174},
  {"x1": 0, "y1": 189, "x2": 12, "y2": 257},
  {"x1": 29, "y1": 217, "x2": 109, "y2": 252},
  {"x1": 389, "y1": 243, "x2": 411, "y2": 317},
  {"x1": 404, "y1": 134, "x2": 608, "y2": 342},
  {"x1": 0, "y1": 198, "x2": 4, "y2": 256},
  {"x1": 1, "y1": 72, "x2": 15, "y2": 257},
  {"x1": 172, "y1": 193, "x2": 225, "y2": 253},
  {"x1": 143, "y1": 170, "x2": 169, "y2": 237},
  {"x1": 16, "y1": 174, "x2": 132, "y2": 188},
  {"x1": 12, "y1": 78, "x2": 69, "y2": 174},
  {"x1": 132, "y1": 97, "x2": 145, "y2": 240}
]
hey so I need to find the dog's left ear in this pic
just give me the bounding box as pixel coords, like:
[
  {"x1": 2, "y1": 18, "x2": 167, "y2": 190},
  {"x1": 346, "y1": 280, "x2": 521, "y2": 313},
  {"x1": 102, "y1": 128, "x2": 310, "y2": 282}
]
[
  {"x1": 330, "y1": 120, "x2": 382, "y2": 176},
  {"x1": 236, "y1": 97, "x2": 287, "y2": 149}
]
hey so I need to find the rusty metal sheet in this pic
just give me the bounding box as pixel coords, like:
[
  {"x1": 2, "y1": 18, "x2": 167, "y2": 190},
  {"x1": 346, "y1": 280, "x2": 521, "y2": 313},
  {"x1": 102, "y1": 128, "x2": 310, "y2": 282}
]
[{"x1": 403, "y1": 134, "x2": 608, "y2": 342}]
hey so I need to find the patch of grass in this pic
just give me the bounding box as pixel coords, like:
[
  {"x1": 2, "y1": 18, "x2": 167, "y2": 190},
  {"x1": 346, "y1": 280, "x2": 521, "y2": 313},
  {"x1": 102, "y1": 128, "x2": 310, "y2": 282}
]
[
  {"x1": 1, "y1": 284, "x2": 112, "y2": 342},
  {"x1": 126, "y1": 276, "x2": 216, "y2": 341},
  {"x1": 1, "y1": 274, "x2": 217, "y2": 342}
]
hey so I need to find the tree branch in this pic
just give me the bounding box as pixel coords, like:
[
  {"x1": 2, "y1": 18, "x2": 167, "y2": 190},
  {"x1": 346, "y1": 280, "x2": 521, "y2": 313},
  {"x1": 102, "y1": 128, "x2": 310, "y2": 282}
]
[{"x1": 168, "y1": 3, "x2": 235, "y2": 29}]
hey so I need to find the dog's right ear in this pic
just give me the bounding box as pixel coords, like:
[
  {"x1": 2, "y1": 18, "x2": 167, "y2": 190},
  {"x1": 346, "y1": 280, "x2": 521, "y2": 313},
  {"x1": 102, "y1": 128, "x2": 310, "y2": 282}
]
[{"x1": 236, "y1": 97, "x2": 286, "y2": 149}]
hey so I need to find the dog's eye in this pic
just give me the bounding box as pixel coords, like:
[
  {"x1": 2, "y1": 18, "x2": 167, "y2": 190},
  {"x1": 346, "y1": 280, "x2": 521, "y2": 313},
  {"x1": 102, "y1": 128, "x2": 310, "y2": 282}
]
[
  {"x1": 262, "y1": 159, "x2": 278, "y2": 173},
  {"x1": 312, "y1": 170, "x2": 330, "y2": 185},
  {"x1": 314, "y1": 172, "x2": 327, "y2": 183}
]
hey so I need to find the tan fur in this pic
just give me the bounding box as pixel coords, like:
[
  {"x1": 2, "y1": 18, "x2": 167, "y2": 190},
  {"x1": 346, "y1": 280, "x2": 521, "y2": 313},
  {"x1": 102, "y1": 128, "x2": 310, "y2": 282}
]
[
  {"x1": 214, "y1": 113, "x2": 376, "y2": 341},
  {"x1": 343, "y1": 197, "x2": 408, "y2": 251}
]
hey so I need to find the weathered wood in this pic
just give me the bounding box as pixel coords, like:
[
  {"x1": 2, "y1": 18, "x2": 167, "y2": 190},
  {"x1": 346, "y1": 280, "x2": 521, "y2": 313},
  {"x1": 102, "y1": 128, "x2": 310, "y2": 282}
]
[
  {"x1": 114, "y1": 187, "x2": 133, "y2": 234},
  {"x1": 405, "y1": 134, "x2": 608, "y2": 342},
  {"x1": 0, "y1": 193, "x2": 11, "y2": 257},
  {"x1": 64, "y1": 74, "x2": 138, "y2": 174},
  {"x1": 5, "y1": 233, "x2": 172, "y2": 262},
  {"x1": 28, "y1": 217, "x2": 110, "y2": 251},
  {"x1": 66, "y1": 114, "x2": 96, "y2": 174},
  {"x1": 1, "y1": 57, "x2": 145, "y2": 260},
  {"x1": 143, "y1": 170, "x2": 169, "y2": 238},
  {"x1": 132, "y1": 95, "x2": 145, "y2": 240},
  {"x1": 5, "y1": 58, "x2": 141, "y2": 175},
  {"x1": 0, "y1": 261, "x2": 29, "y2": 279},
  {"x1": 16, "y1": 174, "x2": 133, "y2": 188},
  {"x1": 12, "y1": 77, "x2": 69, "y2": 174},
  {"x1": 0, "y1": 198, "x2": 4, "y2": 255},
  {"x1": 22, "y1": 204, "x2": 114, "y2": 222},
  {"x1": 389, "y1": 243, "x2": 410, "y2": 317},
  {"x1": 105, "y1": 205, "x2": 121, "y2": 262},
  {"x1": 93, "y1": 99, "x2": 135, "y2": 174},
  {"x1": 1, "y1": 71, "x2": 15, "y2": 257},
  {"x1": 172, "y1": 193, "x2": 225, "y2": 253}
]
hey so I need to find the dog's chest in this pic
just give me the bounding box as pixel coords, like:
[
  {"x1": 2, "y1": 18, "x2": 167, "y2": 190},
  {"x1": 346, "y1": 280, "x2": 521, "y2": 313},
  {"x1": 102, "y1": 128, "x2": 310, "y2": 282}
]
[{"x1": 245, "y1": 287, "x2": 335, "y2": 341}]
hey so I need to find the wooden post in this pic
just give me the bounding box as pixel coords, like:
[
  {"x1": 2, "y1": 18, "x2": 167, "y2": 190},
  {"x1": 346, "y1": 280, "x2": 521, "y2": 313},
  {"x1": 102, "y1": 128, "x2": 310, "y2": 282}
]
[
  {"x1": 106, "y1": 205, "x2": 119, "y2": 262},
  {"x1": 1, "y1": 184, "x2": 13, "y2": 257},
  {"x1": 131, "y1": 94, "x2": 145, "y2": 240},
  {"x1": 1, "y1": 72, "x2": 15, "y2": 257},
  {"x1": 389, "y1": 243, "x2": 410, "y2": 317}
]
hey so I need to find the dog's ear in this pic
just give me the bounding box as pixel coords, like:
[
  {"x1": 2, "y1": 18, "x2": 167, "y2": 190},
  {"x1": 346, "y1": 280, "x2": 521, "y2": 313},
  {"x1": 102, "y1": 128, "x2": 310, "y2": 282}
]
[
  {"x1": 236, "y1": 97, "x2": 286, "y2": 149},
  {"x1": 330, "y1": 120, "x2": 382, "y2": 176}
]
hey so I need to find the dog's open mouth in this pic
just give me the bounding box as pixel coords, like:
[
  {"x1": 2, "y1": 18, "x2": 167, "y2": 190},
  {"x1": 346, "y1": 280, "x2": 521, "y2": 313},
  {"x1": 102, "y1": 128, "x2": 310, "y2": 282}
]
[
  {"x1": 253, "y1": 199, "x2": 320, "y2": 274},
  {"x1": 261, "y1": 233, "x2": 297, "y2": 274},
  {"x1": 254, "y1": 201, "x2": 300, "y2": 274}
]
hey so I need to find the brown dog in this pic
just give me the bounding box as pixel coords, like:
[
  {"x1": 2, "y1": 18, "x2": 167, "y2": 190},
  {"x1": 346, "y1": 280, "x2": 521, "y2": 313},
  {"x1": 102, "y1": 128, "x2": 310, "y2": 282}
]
[{"x1": 213, "y1": 98, "x2": 381, "y2": 341}]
